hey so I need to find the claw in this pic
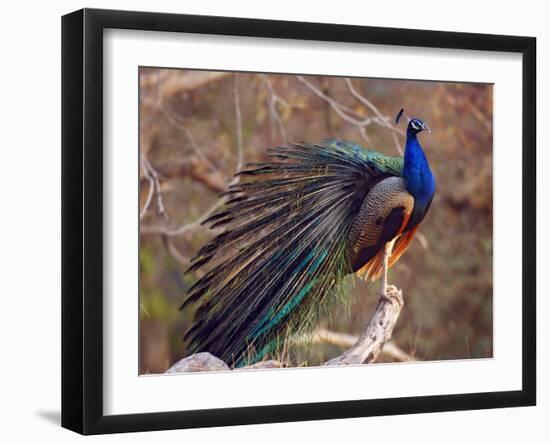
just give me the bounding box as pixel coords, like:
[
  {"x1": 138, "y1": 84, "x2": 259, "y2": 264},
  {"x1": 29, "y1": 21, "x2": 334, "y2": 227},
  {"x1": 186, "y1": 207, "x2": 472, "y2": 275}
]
[
  {"x1": 377, "y1": 289, "x2": 393, "y2": 304},
  {"x1": 378, "y1": 285, "x2": 404, "y2": 308}
]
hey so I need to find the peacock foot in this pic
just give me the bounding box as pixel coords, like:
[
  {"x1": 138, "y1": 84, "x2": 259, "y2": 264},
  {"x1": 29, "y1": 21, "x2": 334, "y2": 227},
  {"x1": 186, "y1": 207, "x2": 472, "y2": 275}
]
[{"x1": 377, "y1": 285, "x2": 404, "y2": 308}]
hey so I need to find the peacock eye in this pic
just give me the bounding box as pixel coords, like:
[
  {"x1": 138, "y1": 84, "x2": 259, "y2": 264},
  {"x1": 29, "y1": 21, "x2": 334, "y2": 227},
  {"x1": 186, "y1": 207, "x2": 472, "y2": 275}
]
[{"x1": 411, "y1": 120, "x2": 421, "y2": 130}]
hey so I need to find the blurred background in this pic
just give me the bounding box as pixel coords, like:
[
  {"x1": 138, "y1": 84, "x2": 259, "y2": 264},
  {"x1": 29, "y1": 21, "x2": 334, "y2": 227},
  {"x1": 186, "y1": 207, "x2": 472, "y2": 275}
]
[{"x1": 139, "y1": 68, "x2": 493, "y2": 374}]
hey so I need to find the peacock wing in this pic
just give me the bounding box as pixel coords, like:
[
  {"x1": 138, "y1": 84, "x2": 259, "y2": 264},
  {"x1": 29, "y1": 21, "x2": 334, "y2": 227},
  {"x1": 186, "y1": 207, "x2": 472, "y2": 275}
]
[{"x1": 347, "y1": 176, "x2": 415, "y2": 277}]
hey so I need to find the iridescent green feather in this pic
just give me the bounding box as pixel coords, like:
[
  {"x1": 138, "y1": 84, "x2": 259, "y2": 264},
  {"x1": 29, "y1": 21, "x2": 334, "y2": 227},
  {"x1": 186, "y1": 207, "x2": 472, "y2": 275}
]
[{"x1": 323, "y1": 139, "x2": 403, "y2": 176}]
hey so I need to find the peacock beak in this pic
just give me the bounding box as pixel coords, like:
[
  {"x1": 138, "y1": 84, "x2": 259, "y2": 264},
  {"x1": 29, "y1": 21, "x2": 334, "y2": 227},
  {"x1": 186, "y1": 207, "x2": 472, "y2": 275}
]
[{"x1": 423, "y1": 123, "x2": 431, "y2": 133}]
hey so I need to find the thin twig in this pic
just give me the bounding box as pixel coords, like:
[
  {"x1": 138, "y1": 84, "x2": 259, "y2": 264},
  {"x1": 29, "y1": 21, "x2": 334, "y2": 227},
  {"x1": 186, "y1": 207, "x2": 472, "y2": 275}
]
[
  {"x1": 162, "y1": 235, "x2": 191, "y2": 266},
  {"x1": 261, "y1": 75, "x2": 290, "y2": 145},
  {"x1": 412, "y1": 322, "x2": 423, "y2": 358},
  {"x1": 140, "y1": 153, "x2": 168, "y2": 219},
  {"x1": 415, "y1": 232, "x2": 429, "y2": 250},
  {"x1": 296, "y1": 75, "x2": 377, "y2": 127},
  {"x1": 140, "y1": 157, "x2": 155, "y2": 219},
  {"x1": 296, "y1": 75, "x2": 402, "y2": 146},
  {"x1": 140, "y1": 198, "x2": 226, "y2": 236},
  {"x1": 161, "y1": 106, "x2": 221, "y2": 175},
  {"x1": 345, "y1": 79, "x2": 402, "y2": 134},
  {"x1": 391, "y1": 131, "x2": 404, "y2": 156},
  {"x1": 233, "y1": 75, "x2": 244, "y2": 172},
  {"x1": 296, "y1": 327, "x2": 417, "y2": 363},
  {"x1": 345, "y1": 78, "x2": 406, "y2": 154}
]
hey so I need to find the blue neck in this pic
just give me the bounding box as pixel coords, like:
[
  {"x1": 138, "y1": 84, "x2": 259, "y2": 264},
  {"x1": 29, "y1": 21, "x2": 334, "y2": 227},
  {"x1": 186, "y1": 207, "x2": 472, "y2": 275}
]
[{"x1": 403, "y1": 131, "x2": 435, "y2": 207}]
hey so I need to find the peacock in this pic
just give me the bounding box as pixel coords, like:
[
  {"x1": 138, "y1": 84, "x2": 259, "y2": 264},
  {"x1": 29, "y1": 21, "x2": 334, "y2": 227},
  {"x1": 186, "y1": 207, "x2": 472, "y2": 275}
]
[{"x1": 181, "y1": 110, "x2": 435, "y2": 367}]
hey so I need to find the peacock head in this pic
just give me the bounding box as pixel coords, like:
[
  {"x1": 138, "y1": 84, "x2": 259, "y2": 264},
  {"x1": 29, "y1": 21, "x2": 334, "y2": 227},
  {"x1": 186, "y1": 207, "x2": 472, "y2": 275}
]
[
  {"x1": 395, "y1": 109, "x2": 430, "y2": 136},
  {"x1": 407, "y1": 118, "x2": 430, "y2": 135}
]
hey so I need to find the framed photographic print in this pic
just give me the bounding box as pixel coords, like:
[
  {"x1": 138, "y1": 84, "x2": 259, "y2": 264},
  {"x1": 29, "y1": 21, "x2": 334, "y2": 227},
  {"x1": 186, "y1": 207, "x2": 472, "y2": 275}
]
[{"x1": 61, "y1": 8, "x2": 536, "y2": 435}]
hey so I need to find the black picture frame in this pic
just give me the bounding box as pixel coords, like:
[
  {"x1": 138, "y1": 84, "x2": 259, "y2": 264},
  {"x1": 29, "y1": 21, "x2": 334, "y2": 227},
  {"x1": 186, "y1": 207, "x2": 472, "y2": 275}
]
[{"x1": 61, "y1": 8, "x2": 536, "y2": 435}]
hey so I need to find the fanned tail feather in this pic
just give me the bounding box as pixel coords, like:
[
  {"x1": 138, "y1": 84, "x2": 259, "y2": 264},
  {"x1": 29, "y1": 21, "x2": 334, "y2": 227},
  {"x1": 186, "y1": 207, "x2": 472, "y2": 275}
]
[{"x1": 182, "y1": 141, "x2": 393, "y2": 366}]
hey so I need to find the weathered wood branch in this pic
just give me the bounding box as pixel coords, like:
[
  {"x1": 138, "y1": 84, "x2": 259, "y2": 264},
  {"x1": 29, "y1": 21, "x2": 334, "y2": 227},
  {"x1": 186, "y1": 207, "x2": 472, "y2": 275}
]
[
  {"x1": 166, "y1": 285, "x2": 406, "y2": 373},
  {"x1": 324, "y1": 285, "x2": 404, "y2": 365}
]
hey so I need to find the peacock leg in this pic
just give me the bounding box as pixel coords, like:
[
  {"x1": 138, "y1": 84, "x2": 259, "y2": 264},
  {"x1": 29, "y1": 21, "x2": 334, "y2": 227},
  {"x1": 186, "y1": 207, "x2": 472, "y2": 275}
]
[{"x1": 377, "y1": 239, "x2": 397, "y2": 303}]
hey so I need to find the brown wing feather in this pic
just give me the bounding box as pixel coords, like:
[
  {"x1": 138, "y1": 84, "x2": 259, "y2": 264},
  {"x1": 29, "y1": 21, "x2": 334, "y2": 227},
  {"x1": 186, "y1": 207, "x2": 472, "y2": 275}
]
[{"x1": 348, "y1": 176, "x2": 414, "y2": 276}]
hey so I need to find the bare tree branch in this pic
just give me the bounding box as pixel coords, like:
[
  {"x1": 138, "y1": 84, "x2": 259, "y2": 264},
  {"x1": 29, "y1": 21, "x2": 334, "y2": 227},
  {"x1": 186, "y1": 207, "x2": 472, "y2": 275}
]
[
  {"x1": 140, "y1": 198, "x2": 225, "y2": 236},
  {"x1": 296, "y1": 75, "x2": 403, "y2": 146},
  {"x1": 296, "y1": 75, "x2": 375, "y2": 126},
  {"x1": 345, "y1": 78, "x2": 405, "y2": 155}
]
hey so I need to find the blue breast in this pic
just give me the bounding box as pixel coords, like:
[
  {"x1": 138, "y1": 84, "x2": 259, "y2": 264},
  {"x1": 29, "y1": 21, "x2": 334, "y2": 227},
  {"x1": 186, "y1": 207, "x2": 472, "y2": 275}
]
[{"x1": 403, "y1": 134, "x2": 435, "y2": 211}]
